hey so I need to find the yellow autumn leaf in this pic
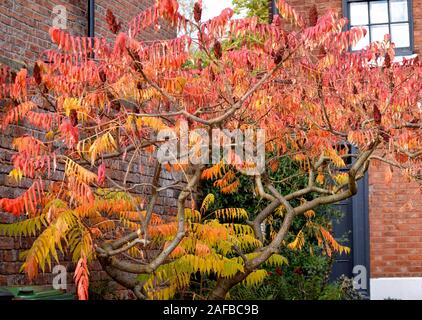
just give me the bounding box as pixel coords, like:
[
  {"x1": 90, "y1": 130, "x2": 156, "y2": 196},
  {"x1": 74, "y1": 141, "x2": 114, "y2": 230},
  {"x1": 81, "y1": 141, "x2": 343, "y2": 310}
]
[
  {"x1": 8, "y1": 168, "x2": 24, "y2": 183},
  {"x1": 63, "y1": 97, "x2": 82, "y2": 116},
  {"x1": 333, "y1": 172, "x2": 349, "y2": 185},
  {"x1": 88, "y1": 132, "x2": 117, "y2": 164},
  {"x1": 287, "y1": 230, "x2": 305, "y2": 251}
]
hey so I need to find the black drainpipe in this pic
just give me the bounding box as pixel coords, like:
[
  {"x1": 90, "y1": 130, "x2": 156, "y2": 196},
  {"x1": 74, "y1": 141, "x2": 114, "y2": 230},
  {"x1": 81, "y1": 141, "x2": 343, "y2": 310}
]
[{"x1": 88, "y1": 0, "x2": 95, "y2": 38}]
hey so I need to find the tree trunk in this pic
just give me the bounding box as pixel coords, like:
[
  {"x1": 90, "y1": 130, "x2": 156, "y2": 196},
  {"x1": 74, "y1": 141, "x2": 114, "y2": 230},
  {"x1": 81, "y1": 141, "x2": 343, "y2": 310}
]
[{"x1": 208, "y1": 271, "x2": 251, "y2": 300}]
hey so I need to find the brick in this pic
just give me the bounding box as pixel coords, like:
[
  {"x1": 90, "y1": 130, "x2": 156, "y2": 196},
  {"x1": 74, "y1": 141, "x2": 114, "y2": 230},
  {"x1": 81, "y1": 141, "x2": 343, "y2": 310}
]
[
  {"x1": 0, "y1": 262, "x2": 21, "y2": 274},
  {"x1": 1, "y1": 249, "x2": 18, "y2": 262},
  {"x1": 6, "y1": 274, "x2": 27, "y2": 286},
  {"x1": 0, "y1": 237, "x2": 15, "y2": 249}
]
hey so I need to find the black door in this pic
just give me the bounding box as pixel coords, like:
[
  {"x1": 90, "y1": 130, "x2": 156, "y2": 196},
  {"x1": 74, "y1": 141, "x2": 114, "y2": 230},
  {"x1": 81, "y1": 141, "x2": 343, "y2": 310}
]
[
  {"x1": 331, "y1": 197, "x2": 354, "y2": 280},
  {"x1": 330, "y1": 173, "x2": 371, "y2": 298}
]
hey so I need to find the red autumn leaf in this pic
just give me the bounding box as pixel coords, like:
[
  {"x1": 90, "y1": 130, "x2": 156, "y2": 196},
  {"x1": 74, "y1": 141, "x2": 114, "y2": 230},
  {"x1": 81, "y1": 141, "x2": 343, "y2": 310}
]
[
  {"x1": 213, "y1": 40, "x2": 222, "y2": 59},
  {"x1": 69, "y1": 109, "x2": 78, "y2": 127},
  {"x1": 113, "y1": 32, "x2": 127, "y2": 56},
  {"x1": 59, "y1": 120, "x2": 78, "y2": 147},
  {"x1": 373, "y1": 104, "x2": 382, "y2": 125},
  {"x1": 33, "y1": 62, "x2": 42, "y2": 85},
  {"x1": 74, "y1": 257, "x2": 89, "y2": 300},
  {"x1": 194, "y1": 1, "x2": 202, "y2": 23},
  {"x1": 49, "y1": 27, "x2": 61, "y2": 44},
  {"x1": 106, "y1": 9, "x2": 122, "y2": 34},
  {"x1": 97, "y1": 162, "x2": 106, "y2": 186}
]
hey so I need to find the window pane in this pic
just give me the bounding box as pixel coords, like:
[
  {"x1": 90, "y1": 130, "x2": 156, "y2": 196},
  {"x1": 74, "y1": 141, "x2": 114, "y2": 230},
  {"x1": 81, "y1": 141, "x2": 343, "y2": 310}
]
[
  {"x1": 350, "y1": 2, "x2": 369, "y2": 26},
  {"x1": 370, "y1": 24, "x2": 389, "y2": 42},
  {"x1": 390, "y1": 0, "x2": 408, "y2": 22},
  {"x1": 352, "y1": 26, "x2": 370, "y2": 50},
  {"x1": 391, "y1": 23, "x2": 410, "y2": 48},
  {"x1": 369, "y1": 1, "x2": 389, "y2": 24}
]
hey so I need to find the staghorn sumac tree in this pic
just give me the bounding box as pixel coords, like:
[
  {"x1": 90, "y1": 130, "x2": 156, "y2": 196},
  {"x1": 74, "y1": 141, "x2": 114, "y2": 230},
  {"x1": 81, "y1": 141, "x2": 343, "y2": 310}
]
[{"x1": 0, "y1": 0, "x2": 421, "y2": 300}]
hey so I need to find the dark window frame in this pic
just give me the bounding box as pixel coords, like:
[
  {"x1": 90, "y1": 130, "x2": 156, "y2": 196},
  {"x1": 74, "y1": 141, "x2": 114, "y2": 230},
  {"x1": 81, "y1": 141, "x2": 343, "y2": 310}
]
[{"x1": 342, "y1": 0, "x2": 414, "y2": 56}]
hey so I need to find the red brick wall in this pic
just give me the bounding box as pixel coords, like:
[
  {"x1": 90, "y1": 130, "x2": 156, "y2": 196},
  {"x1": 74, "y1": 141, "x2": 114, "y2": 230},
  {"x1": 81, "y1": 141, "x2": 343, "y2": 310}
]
[
  {"x1": 0, "y1": 0, "x2": 177, "y2": 298},
  {"x1": 281, "y1": 0, "x2": 342, "y2": 18},
  {"x1": 0, "y1": 0, "x2": 86, "y2": 66},
  {"x1": 0, "y1": 0, "x2": 176, "y2": 67},
  {"x1": 369, "y1": 163, "x2": 422, "y2": 277},
  {"x1": 94, "y1": 0, "x2": 175, "y2": 41}
]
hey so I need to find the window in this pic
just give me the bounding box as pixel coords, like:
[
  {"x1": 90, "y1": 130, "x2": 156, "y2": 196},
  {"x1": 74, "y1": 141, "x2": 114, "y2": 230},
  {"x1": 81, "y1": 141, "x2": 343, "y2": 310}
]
[{"x1": 343, "y1": 0, "x2": 414, "y2": 55}]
